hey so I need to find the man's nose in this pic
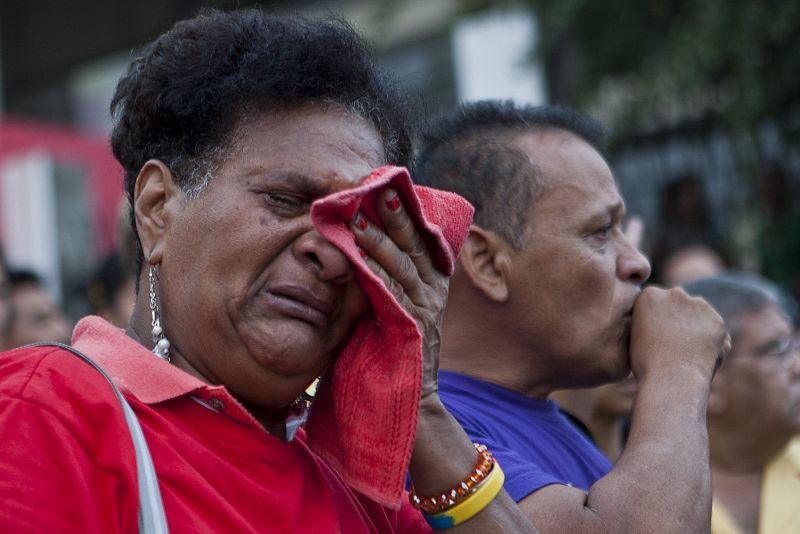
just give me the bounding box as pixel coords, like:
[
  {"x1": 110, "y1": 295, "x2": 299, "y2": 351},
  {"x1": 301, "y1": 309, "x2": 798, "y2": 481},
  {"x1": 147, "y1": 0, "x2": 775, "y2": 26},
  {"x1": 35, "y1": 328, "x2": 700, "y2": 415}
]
[
  {"x1": 293, "y1": 230, "x2": 355, "y2": 284},
  {"x1": 617, "y1": 239, "x2": 652, "y2": 285}
]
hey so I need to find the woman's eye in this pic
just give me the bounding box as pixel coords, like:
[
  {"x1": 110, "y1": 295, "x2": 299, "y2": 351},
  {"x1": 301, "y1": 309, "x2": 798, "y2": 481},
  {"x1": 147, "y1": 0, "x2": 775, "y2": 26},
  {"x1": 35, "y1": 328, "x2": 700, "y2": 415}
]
[{"x1": 263, "y1": 192, "x2": 305, "y2": 210}]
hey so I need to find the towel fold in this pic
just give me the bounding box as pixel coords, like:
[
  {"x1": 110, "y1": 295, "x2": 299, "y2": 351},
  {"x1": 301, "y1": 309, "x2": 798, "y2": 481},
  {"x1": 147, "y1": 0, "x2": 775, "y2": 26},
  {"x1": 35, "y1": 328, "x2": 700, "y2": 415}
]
[{"x1": 307, "y1": 165, "x2": 474, "y2": 508}]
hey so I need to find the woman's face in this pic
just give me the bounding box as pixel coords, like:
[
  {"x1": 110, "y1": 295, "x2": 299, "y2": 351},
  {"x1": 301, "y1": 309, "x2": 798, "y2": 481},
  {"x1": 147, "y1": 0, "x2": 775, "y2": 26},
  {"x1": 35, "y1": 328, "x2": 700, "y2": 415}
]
[{"x1": 153, "y1": 106, "x2": 383, "y2": 410}]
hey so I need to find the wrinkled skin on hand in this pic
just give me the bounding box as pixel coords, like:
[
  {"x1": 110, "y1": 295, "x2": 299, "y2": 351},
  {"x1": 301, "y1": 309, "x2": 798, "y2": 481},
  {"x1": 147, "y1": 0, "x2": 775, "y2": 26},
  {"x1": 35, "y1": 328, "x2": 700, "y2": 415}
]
[{"x1": 351, "y1": 188, "x2": 449, "y2": 399}]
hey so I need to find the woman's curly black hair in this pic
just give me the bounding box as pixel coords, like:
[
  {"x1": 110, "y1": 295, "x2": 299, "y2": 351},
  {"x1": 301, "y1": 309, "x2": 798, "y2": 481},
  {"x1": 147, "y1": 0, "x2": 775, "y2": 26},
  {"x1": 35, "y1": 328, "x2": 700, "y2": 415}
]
[{"x1": 110, "y1": 8, "x2": 410, "y2": 277}]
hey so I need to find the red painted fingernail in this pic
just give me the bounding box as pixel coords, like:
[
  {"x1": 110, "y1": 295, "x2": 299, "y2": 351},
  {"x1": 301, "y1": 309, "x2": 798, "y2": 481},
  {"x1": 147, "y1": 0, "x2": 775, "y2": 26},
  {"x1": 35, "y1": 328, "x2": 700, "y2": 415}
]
[
  {"x1": 357, "y1": 246, "x2": 367, "y2": 258},
  {"x1": 385, "y1": 190, "x2": 401, "y2": 211},
  {"x1": 353, "y1": 212, "x2": 368, "y2": 231}
]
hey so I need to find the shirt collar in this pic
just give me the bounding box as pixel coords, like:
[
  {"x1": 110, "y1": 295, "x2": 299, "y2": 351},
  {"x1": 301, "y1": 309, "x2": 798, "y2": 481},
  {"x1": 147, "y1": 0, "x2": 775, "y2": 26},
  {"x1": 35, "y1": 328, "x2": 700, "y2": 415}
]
[{"x1": 71, "y1": 315, "x2": 223, "y2": 404}]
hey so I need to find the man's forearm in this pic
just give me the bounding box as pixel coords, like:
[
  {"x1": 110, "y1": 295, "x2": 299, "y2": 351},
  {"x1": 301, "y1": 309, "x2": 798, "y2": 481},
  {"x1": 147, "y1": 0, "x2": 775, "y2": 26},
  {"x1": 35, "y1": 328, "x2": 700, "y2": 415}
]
[
  {"x1": 587, "y1": 368, "x2": 713, "y2": 533},
  {"x1": 517, "y1": 367, "x2": 713, "y2": 533}
]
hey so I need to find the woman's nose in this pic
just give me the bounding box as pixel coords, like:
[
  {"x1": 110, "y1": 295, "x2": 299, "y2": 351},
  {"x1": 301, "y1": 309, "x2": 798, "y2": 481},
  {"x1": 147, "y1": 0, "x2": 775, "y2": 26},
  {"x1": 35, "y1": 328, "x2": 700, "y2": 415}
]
[{"x1": 293, "y1": 230, "x2": 355, "y2": 284}]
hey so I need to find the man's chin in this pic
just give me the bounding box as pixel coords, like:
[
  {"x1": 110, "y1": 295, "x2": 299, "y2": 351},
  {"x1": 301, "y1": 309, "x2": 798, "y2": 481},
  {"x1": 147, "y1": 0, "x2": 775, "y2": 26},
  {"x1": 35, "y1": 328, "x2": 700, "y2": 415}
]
[
  {"x1": 569, "y1": 367, "x2": 630, "y2": 390},
  {"x1": 600, "y1": 356, "x2": 632, "y2": 385}
]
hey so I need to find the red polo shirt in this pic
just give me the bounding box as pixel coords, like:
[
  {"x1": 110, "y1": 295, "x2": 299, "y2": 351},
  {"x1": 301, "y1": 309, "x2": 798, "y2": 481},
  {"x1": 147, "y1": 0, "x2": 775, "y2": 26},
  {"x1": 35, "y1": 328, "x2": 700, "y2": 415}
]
[{"x1": 0, "y1": 316, "x2": 430, "y2": 533}]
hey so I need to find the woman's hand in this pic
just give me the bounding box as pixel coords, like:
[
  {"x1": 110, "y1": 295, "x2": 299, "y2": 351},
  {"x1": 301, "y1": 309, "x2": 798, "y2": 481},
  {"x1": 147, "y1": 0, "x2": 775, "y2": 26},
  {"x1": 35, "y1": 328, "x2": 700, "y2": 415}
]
[
  {"x1": 350, "y1": 188, "x2": 448, "y2": 399},
  {"x1": 351, "y1": 188, "x2": 537, "y2": 532}
]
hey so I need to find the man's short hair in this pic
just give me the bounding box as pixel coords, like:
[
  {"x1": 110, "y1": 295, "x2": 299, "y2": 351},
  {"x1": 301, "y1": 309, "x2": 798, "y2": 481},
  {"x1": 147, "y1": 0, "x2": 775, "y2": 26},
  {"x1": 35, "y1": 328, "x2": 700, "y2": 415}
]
[
  {"x1": 413, "y1": 100, "x2": 604, "y2": 248},
  {"x1": 111, "y1": 8, "x2": 410, "y2": 276},
  {"x1": 683, "y1": 273, "x2": 786, "y2": 338}
]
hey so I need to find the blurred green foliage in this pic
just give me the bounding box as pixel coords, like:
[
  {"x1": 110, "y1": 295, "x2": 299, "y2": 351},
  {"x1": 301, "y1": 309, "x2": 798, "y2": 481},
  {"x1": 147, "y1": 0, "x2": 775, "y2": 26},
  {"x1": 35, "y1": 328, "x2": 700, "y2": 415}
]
[
  {"x1": 457, "y1": 0, "x2": 800, "y2": 144},
  {"x1": 375, "y1": 0, "x2": 800, "y2": 289}
]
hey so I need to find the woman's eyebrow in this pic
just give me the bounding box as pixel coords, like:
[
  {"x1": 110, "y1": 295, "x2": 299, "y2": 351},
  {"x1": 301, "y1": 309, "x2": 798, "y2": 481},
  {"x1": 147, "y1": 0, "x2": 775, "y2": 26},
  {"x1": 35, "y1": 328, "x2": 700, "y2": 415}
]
[{"x1": 244, "y1": 169, "x2": 329, "y2": 196}]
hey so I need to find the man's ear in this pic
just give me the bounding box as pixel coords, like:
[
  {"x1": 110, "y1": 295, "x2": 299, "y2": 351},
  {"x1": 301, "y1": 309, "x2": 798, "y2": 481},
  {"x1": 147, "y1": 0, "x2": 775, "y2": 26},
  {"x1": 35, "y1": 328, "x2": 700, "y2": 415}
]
[
  {"x1": 133, "y1": 160, "x2": 182, "y2": 266},
  {"x1": 457, "y1": 225, "x2": 513, "y2": 303}
]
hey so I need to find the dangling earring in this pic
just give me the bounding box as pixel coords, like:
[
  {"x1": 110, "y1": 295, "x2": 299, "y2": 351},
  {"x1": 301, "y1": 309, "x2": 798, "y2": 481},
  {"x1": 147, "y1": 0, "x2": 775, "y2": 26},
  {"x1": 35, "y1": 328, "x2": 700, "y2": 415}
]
[
  {"x1": 284, "y1": 377, "x2": 320, "y2": 441},
  {"x1": 149, "y1": 265, "x2": 171, "y2": 362}
]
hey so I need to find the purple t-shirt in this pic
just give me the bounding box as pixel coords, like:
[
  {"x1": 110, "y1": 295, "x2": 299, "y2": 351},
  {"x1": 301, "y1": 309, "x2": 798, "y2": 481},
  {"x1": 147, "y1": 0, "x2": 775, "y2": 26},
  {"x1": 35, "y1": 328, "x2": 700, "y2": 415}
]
[{"x1": 438, "y1": 371, "x2": 612, "y2": 502}]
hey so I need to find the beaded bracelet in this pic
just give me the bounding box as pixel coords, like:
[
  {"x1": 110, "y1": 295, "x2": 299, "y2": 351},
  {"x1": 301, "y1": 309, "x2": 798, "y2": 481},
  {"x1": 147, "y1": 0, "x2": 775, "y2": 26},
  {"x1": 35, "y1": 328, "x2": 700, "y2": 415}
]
[
  {"x1": 424, "y1": 461, "x2": 505, "y2": 530},
  {"x1": 409, "y1": 443, "x2": 495, "y2": 514}
]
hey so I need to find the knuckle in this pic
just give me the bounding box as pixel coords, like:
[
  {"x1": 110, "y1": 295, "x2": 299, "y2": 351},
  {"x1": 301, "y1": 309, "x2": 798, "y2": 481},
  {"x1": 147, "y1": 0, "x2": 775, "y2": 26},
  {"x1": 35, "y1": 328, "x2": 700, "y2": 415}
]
[
  {"x1": 370, "y1": 226, "x2": 386, "y2": 248},
  {"x1": 390, "y1": 213, "x2": 414, "y2": 233},
  {"x1": 386, "y1": 277, "x2": 402, "y2": 297},
  {"x1": 408, "y1": 241, "x2": 428, "y2": 260},
  {"x1": 397, "y1": 255, "x2": 419, "y2": 283}
]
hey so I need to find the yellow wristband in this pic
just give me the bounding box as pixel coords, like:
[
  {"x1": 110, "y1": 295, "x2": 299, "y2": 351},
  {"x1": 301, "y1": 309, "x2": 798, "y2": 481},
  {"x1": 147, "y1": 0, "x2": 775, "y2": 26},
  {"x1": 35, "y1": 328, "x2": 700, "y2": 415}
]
[{"x1": 424, "y1": 461, "x2": 505, "y2": 530}]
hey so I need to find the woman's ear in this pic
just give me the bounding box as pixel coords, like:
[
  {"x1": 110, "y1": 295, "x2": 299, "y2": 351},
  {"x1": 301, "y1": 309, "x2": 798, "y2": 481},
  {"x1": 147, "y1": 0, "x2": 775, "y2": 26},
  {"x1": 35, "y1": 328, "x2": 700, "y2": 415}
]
[
  {"x1": 457, "y1": 225, "x2": 513, "y2": 303},
  {"x1": 133, "y1": 160, "x2": 181, "y2": 265}
]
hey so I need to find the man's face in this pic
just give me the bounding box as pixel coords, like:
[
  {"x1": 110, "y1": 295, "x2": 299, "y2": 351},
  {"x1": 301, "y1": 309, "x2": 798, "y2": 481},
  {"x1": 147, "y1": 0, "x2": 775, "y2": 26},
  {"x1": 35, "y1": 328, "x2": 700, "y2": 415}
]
[
  {"x1": 155, "y1": 106, "x2": 381, "y2": 411},
  {"x1": 714, "y1": 305, "x2": 800, "y2": 441},
  {"x1": 505, "y1": 130, "x2": 651, "y2": 387}
]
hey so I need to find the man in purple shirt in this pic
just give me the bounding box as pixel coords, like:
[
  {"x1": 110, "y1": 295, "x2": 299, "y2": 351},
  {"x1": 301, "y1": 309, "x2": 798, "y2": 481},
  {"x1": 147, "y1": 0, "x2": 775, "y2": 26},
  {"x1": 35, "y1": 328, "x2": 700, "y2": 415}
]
[
  {"x1": 414, "y1": 101, "x2": 730, "y2": 533},
  {"x1": 438, "y1": 370, "x2": 611, "y2": 499}
]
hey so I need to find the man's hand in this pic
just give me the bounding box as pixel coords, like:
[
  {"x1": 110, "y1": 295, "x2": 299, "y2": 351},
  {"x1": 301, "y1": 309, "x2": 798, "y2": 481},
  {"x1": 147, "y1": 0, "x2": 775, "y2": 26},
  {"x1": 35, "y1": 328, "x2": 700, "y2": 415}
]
[{"x1": 629, "y1": 286, "x2": 730, "y2": 381}]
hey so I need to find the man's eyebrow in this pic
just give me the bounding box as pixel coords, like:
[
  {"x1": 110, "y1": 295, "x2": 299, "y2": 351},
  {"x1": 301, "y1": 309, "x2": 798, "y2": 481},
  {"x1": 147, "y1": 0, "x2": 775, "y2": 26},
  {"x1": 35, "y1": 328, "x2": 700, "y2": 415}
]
[{"x1": 585, "y1": 200, "x2": 625, "y2": 223}]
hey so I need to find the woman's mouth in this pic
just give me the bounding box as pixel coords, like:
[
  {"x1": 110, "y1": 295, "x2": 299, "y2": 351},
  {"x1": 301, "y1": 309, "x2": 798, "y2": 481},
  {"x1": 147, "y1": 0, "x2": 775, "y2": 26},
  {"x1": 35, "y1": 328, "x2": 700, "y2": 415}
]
[{"x1": 263, "y1": 286, "x2": 333, "y2": 328}]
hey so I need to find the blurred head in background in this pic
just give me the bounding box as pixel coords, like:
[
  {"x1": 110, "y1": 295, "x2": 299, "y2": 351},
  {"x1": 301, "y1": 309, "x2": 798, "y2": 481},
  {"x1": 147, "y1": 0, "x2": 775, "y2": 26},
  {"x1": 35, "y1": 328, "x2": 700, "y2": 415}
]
[
  {"x1": 684, "y1": 273, "x2": 800, "y2": 465},
  {"x1": 7, "y1": 269, "x2": 71, "y2": 347},
  {"x1": 660, "y1": 244, "x2": 725, "y2": 287},
  {"x1": 87, "y1": 253, "x2": 136, "y2": 329}
]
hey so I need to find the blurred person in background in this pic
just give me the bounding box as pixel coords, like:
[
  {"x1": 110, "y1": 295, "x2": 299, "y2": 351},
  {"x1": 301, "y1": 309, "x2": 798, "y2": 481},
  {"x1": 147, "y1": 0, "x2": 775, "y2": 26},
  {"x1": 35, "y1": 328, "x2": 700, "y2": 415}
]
[
  {"x1": 0, "y1": 247, "x2": 12, "y2": 350},
  {"x1": 652, "y1": 174, "x2": 726, "y2": 260},
  {"x1": 6, "y1": 269, "x2": 71, "y2": 347},
  {"x1": 415, "y1": 100, "x2": 729, "y2": 533},
  {"x1": 550, "y1": 376, "x2": 637, "y2": 462},
  {"x1": 650, "y1": 173, "x2": 730, "y2": 286},
  {"x1": 87, "y1": 253, "x2": 136, "y2": 328},
  {"x1": 756, "y1": 162, "x2": 800, "y2": 307},
  {"x1": 684, "y1": 273, "x2": 800, "y2": 534},
  {"x1": 660, "y1": 243, "x2": 726, "y2": 287},
  {"x1": 84, "y1": 197, "x2": 139, "y2": 329}
]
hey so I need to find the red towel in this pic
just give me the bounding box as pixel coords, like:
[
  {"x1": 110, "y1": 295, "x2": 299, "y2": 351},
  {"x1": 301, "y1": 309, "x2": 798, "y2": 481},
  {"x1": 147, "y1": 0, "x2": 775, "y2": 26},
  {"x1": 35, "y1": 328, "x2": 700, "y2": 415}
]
[{"x1": 307, "y1": 165, "x2": 474, "y2": 508}]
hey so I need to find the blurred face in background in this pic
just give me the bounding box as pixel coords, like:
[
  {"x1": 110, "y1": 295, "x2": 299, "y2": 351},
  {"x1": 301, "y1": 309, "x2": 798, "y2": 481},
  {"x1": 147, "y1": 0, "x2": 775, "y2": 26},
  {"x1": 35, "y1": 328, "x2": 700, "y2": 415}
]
[
  {"x1": 711, "y1": 304, "x2": 800, "y2": 444},
  {"x1": 661, "y1": 245, "x2": 724, "y2": 288},
  {"x1": 8, "y1": 282, "x2": 71, "y2": 347}
]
